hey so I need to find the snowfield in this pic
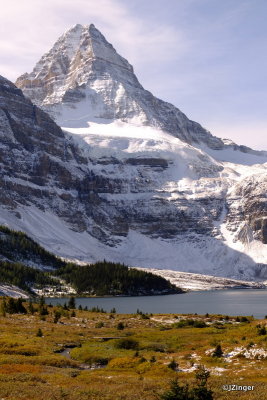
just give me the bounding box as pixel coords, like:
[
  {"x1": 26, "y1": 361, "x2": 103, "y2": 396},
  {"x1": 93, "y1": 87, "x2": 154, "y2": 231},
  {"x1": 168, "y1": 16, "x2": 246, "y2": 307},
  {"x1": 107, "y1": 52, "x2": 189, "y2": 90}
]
[
  {"x1": 0, "y1": 285, "x2": 28, "y2": 298},
  {"x1": 1, "y1": 118, "x2": 266, "y2": 282},
  {"x1": 0, "y1": 106, "x2": 266, "y2": 282},
  {"x1": 1, "y1": 23, "x2": 265, "y2": 285}
]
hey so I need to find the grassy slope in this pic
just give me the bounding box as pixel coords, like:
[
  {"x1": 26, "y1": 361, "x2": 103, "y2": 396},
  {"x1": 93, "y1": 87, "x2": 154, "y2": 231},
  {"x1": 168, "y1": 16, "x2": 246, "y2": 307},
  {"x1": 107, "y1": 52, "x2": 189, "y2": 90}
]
[{"x1": 0, "y1": 298, "x2": 266, "y2": 399}]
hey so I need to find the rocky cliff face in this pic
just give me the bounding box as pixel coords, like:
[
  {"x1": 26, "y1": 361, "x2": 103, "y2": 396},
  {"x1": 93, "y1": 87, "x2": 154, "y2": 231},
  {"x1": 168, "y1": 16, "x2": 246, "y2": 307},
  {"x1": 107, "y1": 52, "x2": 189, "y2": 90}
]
[
  {"x1": 15, "y1": 24, "x2": 231, "y2": 150},
  {"x1": 0, "y1": 75, "x2": 224, "y2": 241},
  {"x1": 0, "y1": 75, "x2": 86, "y2": 217},
  {"x1": 0, "y1": 24, "x2": 266, "y2": 280},
  {"x1": 16, "y1": 23, "x2": 267, "y2": 159},
  {"x1": 226, "y1": 172, "x2": 267, "y2": 245}
]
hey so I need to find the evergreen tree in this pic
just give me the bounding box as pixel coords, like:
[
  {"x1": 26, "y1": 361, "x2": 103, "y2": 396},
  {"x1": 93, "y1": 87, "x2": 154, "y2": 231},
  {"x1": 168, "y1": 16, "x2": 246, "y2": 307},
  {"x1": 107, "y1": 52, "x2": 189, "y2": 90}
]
[
  {"x1": 39, "y1": 296, "x2": 45, "y2": 307},
  {"x1": 54, "y1": 310, "x2": 61, "y2": 324},
  {"x1": 159, "y1": 366, "x2": 213, "y2": 400},
  {"x1": 167, "y1": 359, "x2": 178, "y2": 371},
  {"x1": 257, "y1": 325, "x2": 266, "y2": 335},
  {"x1": 38, "y1": 297, "x2": 49, "y2": 316},
  {"x1": 28, "y1": 299, "x2": 35, "y2": 314},
  {"x1": 36, "y1": 328, "x2": 43, "y2": 337},
  {"x1": 159, "y1": 378, "x2": 190, "y2": 400},
  {"x1": 212, "y1": 344, "x2": 223, "y2": 358},
  {"x1": 16, "y1": 298, "x2": 27, "y2": 314},
  {"x1": 6, "y1": 297, "x2": 17, "y2": 314},
  {"x1": 191, "y1": 366, "x2": 213, "y2": 400},
  {"x1": 1, "y1": 298, "x2": 7, "y2": 317},
  {"x1": 68, "y1": 296, "x2": 76, "y2": 309},
  {"x1": 5, "y1": 298, "x2": 26, "y2": 314},
  {"x1": 116, "y1": 322, "x2": 125, "y2": 330}
]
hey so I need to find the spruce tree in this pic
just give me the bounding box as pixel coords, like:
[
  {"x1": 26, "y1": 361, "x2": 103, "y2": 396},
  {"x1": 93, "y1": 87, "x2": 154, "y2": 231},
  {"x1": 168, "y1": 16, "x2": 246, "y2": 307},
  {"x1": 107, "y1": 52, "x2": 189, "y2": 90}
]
[
  {"x1": 6, "y1": 298, "x2": 17, "y2": 314},
  {"x1": 68, "y1": 296, "x2": 76, "y2": 309},
  {"x1": 36, "y1": 328, "x2": 43, "y2": 337},
  {"x1": 1, "y1": 298, "x2": 7, "y2": 317},
  {"x1": 212, "y1": 344, "x2": 223, "y2": 358},
  {"x1": 28, "y1": 299, "x2": 35, "y2": 314},
  {"x1": 16, "y1": 298, "x2": 27, "y2": 314}
]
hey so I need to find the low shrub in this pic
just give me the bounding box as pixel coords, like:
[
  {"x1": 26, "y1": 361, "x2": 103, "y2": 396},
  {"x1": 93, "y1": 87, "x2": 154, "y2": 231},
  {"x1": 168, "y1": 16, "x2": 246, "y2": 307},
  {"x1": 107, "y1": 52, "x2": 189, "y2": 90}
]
[
  {"x1": 173, "y1": 319, "x2": 207, "y2": 328},
  {"x1": 114, "y1": 338, "x2": 139, "y2": 350}
]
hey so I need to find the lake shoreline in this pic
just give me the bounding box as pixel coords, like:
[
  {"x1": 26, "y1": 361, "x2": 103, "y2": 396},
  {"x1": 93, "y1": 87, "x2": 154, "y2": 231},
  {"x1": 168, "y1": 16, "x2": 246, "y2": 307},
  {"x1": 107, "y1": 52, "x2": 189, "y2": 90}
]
[{"x1": 46, "y1": 288, "x2": 267, "y2": 319}]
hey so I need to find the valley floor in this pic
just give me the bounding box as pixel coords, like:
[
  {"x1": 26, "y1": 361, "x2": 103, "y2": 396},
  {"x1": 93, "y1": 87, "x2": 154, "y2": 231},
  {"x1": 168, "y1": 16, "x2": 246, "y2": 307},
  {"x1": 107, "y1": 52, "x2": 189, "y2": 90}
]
[{"x1": 0, "y1": 299, "x2": 267, "y2": 399}]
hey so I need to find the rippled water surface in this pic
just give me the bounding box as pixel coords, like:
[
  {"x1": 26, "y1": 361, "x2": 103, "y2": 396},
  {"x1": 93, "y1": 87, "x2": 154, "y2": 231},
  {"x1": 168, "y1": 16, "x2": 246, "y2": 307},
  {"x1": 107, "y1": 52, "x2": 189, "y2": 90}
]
[{"x1": 47, "y1": 289, "x2": 267, "y2": 319}]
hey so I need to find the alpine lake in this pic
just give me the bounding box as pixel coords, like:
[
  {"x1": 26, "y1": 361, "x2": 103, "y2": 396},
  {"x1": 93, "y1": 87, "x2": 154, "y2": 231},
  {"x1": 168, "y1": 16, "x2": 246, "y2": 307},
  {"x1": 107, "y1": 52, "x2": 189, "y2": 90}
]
[{"x1": 46, "y1": 288, "x2": 267, "y2": 319}]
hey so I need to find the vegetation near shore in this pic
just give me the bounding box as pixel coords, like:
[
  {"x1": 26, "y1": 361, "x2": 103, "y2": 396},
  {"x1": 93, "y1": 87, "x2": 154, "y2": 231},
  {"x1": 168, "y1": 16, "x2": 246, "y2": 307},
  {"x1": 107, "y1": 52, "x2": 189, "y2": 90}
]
[
  {"x1": 56, "y1": 261, "x2": 181, "y2": 296},
  {"x1": 0, "y1": 225, "x2": 181, "y2": 296},
  {"x1": 0, "y1": 297, "x2": 266, "y2": 399}
]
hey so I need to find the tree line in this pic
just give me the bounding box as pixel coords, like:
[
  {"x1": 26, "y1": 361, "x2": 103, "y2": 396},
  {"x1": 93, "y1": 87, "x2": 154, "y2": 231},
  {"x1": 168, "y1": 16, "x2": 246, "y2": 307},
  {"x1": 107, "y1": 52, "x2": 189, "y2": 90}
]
[
  {"x1": 0, "y1": 226, "x2": 182, "y2": 296},
  {"x1": 0, "y1": 225, "x2": 64, "y2": 268},
  {"x1": 56, "y1": 261, "x2": 180, "y2": 296}
]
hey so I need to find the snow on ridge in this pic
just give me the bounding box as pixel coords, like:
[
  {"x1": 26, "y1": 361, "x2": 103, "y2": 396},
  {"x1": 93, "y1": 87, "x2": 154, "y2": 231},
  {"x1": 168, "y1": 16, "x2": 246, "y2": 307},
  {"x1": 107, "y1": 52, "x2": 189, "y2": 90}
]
[
  {"x1": 64, "y1": 121, "x2": 267, "y2": 173},
  {"x1": 64, "y1": 122, "x2": 223, "y2": 181},
  {"x1": 0, "y1": 205, "x2": 265, "y2": 282},
  {"x1": 0, "y1": 284, "x2": 28, "y2": 298},
  {"x1": 200, "y1": 143, "x2": 267, "y2": 166},
  {"x1": 135, "y1": 268, "x2": 265, "y2": 291}
]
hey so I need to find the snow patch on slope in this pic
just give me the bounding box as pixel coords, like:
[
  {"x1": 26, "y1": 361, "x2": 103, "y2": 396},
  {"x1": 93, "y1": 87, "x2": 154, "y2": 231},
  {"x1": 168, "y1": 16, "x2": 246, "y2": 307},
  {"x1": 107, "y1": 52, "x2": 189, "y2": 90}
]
[
  {"x1": 65, "y1": 121, "x2": 223, "y2": 181},
  {"x1": 136, "y1": 268, "x2": 265, "y2": 290},
  {"x1": 201, "y1": 144, "x2": 267, "y2": 166},
  {"x1": 0, "y1": 285, "x2": 28, "y2": 298},
  {"x1": 0, "y1": 205, "x2": 265, "y2": 280}
]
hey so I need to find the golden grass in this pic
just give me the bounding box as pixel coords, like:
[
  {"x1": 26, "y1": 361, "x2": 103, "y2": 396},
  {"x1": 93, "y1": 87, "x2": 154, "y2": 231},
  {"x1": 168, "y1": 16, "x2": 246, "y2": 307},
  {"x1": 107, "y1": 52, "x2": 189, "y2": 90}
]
[{"x1": 0, "y1": 299, "x2": 266, "y2": 399}]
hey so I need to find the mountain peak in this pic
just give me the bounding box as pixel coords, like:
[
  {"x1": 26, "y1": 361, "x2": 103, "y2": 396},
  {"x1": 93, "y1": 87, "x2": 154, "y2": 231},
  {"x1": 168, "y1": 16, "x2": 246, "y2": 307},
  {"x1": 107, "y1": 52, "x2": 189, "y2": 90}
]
[
  {"x1": 16, "y1": 24, "x2": 261, "y2": 154},
  {"x1": 88, "y1": 23, "x2": 97, "y2": 31},
  {"x1": 15, "y1": 23, "x2": 136, "y2": 115},
  {"x1": 66, "y1": 23, "x2": 98, "y2": 35}
]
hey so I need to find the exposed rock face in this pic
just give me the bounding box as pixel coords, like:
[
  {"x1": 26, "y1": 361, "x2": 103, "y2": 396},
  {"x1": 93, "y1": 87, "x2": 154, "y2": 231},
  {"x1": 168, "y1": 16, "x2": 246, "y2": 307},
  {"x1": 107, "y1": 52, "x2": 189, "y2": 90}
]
[
  {"x1": 0, "y1": 75, "x2": 86, "y2": 215},
  {"x1": 1, "y1": 74, "x2": 266, "y2": 279},
  {"x1": 0, "y1": 24, "x2": 266, "y2": 280},
  {"x1": 226, "y1": 172, "x2": 267, "y2": 244},
  {"x1": 16, "y1": 24, "x2": 267, "y2": 160},
  {"x1": 0, "y1": 75, "x2": 225, "y2": 242},
  {"x1": 15, "y1": 24, "x2": 229, "y2": 150}
]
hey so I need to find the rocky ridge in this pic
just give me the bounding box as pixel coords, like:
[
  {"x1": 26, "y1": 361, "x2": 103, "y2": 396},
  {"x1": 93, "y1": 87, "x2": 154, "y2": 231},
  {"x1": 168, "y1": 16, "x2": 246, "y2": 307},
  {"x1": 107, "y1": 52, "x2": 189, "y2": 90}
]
[
  {"x1": 16, "y1": 23, "x2": 267, "y2": 158},
  {"x1": 0, "y1": 24, "x2": 266, "y2": 280},
  {"x1": 0, "y1": 75, "x2": 225, "y2": 242}
]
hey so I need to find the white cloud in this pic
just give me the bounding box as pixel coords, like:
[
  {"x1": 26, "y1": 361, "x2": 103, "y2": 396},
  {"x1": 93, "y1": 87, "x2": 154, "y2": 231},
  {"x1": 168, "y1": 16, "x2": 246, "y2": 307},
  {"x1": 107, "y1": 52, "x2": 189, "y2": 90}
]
[
  {"x1": 0, "y1": 0, "x2": 265, "y2": 150},
  {"x1": 0, "y1": 0, "x2": 187, "y2": 81}
]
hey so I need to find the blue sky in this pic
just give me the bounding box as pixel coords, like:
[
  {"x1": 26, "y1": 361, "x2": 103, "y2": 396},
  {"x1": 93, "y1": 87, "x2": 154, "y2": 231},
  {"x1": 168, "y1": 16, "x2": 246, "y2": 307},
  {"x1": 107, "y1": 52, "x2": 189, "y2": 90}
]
[{"x1": 0, "y1": 0, "x2": 266, "y2": 149}]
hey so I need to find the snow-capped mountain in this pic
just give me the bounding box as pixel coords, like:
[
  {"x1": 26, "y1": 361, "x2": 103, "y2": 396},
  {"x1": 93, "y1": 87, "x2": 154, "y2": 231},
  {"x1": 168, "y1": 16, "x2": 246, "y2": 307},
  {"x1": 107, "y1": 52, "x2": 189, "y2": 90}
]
[
  {"x1": 0, "y1": 24, "x2": 266, "y2": 281},
  {"x1": 16, "y1": 23, "x2": 266, "y2": 157}
]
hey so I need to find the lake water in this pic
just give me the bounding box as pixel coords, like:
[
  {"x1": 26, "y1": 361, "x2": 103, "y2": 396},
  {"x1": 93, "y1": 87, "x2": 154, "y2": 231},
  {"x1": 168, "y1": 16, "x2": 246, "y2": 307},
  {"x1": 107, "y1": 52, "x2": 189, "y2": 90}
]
[{"x1": 46, "y1": 289, "x2": 267, "y2": 319}]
